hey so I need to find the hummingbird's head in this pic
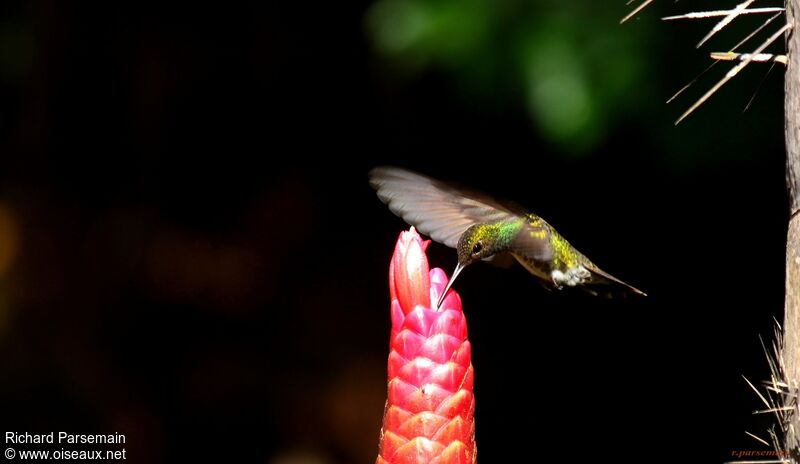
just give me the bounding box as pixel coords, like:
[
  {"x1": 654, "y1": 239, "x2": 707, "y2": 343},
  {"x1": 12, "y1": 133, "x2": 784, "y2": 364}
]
[
  {"x1": 437, "y1": 224, "x2": 498, "y2": 309},
  {"x1": 456, "y1": 224, "x2": 496, "y2": 267}
]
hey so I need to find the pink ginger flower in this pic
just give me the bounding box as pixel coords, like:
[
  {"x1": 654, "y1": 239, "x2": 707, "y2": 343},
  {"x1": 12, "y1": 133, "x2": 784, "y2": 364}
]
[{"x1": 376, "y1": 227, "x2": 476, "y2": 464}]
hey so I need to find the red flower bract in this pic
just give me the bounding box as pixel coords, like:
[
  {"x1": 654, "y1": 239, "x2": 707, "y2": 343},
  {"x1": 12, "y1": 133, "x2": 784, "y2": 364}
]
[
  {"x1": 377, "y1": 227, "x2": 476, "y2": 464},
  {"x1": 389, "y1": 228, "x2": 431, "y2": 312}
]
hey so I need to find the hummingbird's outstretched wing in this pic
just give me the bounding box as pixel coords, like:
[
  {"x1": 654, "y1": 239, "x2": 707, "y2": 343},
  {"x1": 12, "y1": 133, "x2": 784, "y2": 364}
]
[{"x1": 369, "y1": 166, "x2": 518, "y2": 248}]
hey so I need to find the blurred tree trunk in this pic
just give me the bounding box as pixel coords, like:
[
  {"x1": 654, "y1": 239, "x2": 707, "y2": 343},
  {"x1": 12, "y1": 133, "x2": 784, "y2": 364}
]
[{"x1": 784, "y1": 0, "x2": 800, "y2": 456}]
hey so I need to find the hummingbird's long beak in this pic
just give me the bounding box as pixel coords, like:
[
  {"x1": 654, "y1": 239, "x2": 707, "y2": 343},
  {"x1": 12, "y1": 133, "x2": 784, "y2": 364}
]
[{"x1": 436, "y1": 262, "x2": 465, "y2": 309}]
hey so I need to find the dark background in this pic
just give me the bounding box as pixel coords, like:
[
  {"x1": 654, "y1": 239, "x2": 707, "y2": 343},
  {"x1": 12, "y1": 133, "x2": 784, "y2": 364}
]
[{"x1": 0, "y1": 1, "x2": 790, "y2": 462}]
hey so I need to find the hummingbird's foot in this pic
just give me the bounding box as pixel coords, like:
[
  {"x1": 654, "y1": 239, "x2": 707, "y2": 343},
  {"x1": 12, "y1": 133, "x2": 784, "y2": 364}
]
[{"x1": 540, "y1": 282, "x2": 556, "y2": 292}]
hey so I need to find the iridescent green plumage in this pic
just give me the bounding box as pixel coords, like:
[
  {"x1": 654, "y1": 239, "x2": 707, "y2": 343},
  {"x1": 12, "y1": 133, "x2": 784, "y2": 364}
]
[{"x1": 369, "y1": 166, "x2": 645, "y2": 305}]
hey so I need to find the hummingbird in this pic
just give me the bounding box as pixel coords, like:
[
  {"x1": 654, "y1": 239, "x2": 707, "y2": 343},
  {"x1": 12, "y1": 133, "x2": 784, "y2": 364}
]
[{"x1": 369, "y1": 166, "x2": 646, "y2": 307}]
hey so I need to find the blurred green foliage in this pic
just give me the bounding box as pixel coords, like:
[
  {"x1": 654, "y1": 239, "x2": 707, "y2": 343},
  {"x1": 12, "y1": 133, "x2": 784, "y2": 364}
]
[{"x1": 366, "y1": 0, "x2": 652, "y2": 153}]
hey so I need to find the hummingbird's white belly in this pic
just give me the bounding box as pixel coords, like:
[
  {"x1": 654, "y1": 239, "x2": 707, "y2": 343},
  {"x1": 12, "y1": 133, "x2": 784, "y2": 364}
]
[
  {"x1": 550, "y1": 266, "x2": 591, "y2": 287},
  {"x1": 513, "y1": 254, "x2": 591, "y2": 288}
]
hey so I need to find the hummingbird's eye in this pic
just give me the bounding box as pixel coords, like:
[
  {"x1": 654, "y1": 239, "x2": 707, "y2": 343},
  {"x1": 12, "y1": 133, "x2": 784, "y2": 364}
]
[{"x1": 472, "y1": 242, "x2": 482, "y2": 255}]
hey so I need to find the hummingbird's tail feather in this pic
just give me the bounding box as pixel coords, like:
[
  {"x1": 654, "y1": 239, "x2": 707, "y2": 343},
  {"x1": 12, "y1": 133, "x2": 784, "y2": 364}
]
[{"x1": 586, "y1": 265, "x2": 647, "y2": 297}]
